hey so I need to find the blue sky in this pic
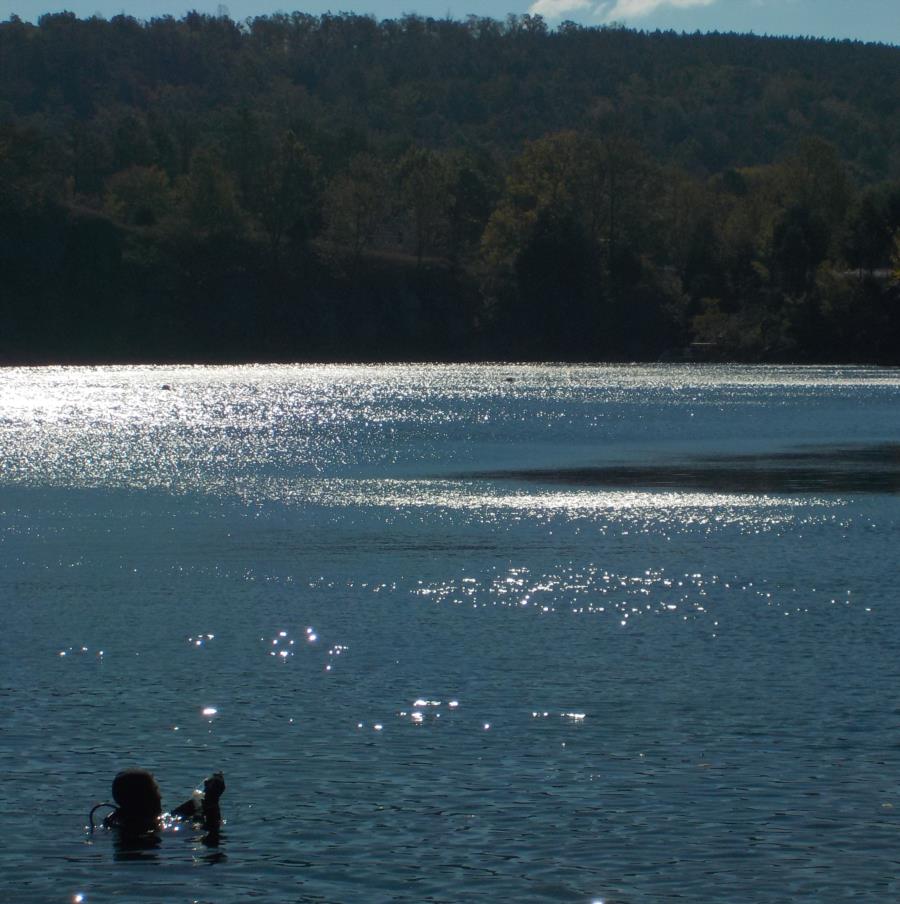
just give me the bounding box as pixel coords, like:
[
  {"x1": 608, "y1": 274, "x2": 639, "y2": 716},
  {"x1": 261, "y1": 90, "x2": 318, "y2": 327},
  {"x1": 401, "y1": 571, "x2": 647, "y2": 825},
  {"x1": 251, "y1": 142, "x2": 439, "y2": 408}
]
[{"x1": 3, "y1": 0, "x2": 898, "y2": 46}]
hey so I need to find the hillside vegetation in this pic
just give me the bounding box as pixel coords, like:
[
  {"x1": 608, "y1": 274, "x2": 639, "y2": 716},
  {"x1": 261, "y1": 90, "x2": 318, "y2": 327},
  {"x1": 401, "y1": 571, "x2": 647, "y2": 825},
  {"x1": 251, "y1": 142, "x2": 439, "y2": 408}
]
[{"x1": 1, "y1": 12, "x2": 899, "y2": 363}]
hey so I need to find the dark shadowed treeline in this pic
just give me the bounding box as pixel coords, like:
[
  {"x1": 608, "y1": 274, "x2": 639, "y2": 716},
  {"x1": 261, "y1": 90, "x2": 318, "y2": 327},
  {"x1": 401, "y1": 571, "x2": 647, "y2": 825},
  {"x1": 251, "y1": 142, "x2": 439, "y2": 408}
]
[{"x1": 1, "y1": 11, "x2": 899, "y2": 363}]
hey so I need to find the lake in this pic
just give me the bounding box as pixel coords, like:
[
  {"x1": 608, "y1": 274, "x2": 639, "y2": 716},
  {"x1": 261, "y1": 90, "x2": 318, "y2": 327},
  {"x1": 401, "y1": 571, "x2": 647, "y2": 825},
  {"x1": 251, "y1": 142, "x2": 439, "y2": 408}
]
[{"x1": 1, "y1": 363, "x2": 899, "y2": 903}]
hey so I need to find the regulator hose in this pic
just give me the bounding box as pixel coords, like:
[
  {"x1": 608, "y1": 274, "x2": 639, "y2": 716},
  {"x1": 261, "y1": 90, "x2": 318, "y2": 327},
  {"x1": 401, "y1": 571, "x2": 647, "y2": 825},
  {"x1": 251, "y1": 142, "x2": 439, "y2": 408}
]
[{"x1": 89, "y1": 802, "x2": 117, "y2": 831}]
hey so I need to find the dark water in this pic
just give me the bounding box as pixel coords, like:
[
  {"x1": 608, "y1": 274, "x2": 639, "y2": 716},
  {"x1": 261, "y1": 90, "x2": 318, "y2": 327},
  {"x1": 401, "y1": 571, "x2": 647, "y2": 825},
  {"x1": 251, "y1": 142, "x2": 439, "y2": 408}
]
[
  {"x1": 1, "y1": 364, "x2": 899, "y2": 902},
  {"x1": 474, "y1": 443, "x2": 900, "y2": 494}
]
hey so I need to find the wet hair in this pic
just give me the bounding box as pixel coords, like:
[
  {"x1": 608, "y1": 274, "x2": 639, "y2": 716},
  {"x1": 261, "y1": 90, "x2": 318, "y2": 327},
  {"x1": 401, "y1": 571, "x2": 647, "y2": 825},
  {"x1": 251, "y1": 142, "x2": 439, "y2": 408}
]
[{"x1": 111, "y1": 769, "x2": 162, "y2": 823}]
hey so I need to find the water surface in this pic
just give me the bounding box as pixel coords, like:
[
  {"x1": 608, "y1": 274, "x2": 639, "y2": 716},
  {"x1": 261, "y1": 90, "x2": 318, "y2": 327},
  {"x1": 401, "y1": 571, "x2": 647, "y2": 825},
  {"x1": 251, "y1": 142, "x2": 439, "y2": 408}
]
[{"x1": 1, "y1": 364, "x2": 899, "y2": 902}]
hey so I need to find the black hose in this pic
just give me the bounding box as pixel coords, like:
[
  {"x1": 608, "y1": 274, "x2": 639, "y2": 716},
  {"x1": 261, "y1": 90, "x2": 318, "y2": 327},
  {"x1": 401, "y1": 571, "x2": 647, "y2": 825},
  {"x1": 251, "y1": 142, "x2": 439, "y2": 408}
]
[{"x1": 89, "y1": 802, "x2": 117, "y2": 831}]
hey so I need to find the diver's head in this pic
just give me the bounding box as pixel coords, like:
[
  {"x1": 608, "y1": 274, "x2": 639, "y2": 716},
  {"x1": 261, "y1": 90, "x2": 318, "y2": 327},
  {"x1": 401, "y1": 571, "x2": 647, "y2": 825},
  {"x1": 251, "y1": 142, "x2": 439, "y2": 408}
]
[{"x1": 111, "y1": 769, "x2": 162, "y2": 824}]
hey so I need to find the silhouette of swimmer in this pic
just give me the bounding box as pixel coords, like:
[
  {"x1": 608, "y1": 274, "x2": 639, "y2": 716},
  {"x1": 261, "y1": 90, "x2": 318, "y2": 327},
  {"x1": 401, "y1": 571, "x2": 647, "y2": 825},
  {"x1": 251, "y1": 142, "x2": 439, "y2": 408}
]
[{"x1": 93, "y1": 768, "x2": 225, "y2": 837}]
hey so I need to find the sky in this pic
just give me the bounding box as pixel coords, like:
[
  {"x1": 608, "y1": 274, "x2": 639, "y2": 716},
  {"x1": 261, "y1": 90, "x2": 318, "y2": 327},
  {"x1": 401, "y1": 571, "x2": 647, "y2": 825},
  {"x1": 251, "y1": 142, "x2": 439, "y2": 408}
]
[{"x1": 2, "y1": 0, "x2": 899, "y2": 46}]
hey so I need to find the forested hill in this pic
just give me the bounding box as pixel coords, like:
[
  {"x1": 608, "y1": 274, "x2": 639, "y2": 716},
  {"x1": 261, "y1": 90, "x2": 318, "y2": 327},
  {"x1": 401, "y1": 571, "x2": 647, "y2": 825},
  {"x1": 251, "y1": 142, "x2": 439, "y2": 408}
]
[{"x1": 2, "y1": 13, "x2": 899, "y2": 364}]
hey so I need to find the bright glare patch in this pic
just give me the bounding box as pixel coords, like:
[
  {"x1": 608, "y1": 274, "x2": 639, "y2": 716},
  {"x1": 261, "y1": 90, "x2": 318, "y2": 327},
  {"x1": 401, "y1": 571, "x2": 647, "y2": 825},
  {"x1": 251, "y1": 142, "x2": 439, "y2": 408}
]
[{"x1": 202, "y1": 707, "x2": 218, "y2": 716}]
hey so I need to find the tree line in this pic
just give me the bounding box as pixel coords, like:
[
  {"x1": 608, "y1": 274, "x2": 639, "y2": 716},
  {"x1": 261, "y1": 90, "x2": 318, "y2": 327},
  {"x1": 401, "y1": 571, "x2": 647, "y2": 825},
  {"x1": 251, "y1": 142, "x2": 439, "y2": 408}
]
[{"x1": 1, "y1": 11, "x2": 899, "y2": 363}]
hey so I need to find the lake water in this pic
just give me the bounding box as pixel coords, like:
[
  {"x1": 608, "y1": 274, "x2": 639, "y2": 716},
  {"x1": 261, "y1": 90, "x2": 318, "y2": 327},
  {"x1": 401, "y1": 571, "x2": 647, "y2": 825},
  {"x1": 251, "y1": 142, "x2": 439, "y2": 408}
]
[{"x1": 1, "y1": 363, "x2": 899, "y2": 903}]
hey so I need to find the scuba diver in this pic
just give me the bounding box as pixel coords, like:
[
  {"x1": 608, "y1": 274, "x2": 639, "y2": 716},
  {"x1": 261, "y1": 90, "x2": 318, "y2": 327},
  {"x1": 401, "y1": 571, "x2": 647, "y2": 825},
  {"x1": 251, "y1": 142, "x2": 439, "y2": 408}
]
[{"x1": 90, "y1": 768, "x2": 225, "y2": 839}]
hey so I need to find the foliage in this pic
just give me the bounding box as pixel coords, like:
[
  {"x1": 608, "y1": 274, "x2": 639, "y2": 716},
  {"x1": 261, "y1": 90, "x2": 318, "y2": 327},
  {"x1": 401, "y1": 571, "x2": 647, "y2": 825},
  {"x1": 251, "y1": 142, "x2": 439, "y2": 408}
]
[
  {"x1": 1, "y1": 12, "x2": 900, "y2": 363},
  {"x1": 324, "y1": 153, "x2": 387, "y2": 263},
  {"x1": 103, "y1": 165, "x2": 173, "y2": 226}
]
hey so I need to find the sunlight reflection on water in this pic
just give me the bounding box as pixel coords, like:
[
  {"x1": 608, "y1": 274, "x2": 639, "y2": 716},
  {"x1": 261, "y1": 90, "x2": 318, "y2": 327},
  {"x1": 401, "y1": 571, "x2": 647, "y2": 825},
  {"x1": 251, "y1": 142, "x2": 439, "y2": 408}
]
[{"x1": 1, "y1": 364, "x2": 899, "y2": 902}]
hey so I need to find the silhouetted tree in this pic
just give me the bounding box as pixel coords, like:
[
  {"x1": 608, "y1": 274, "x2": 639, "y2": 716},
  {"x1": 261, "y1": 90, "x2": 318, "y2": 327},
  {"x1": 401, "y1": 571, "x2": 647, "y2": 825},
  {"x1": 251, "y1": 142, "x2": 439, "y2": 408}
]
[
  {"x1": 397, "y1": 147, "x2": 450, "y2": 266},
  {"x1": 253, "y1": 131, "x2": 320, "y2": 261},
  {"x1": 181, "y1": 146, "x2": 243, "y2": 235},
  {"x1": 324, "y1": 153, "x2": 387, "y2": 263}
]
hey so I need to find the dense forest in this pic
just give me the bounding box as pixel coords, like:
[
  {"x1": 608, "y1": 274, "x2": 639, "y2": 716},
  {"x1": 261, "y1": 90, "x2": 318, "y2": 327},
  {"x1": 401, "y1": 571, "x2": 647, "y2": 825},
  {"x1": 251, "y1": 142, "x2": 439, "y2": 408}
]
[{"x1": 1, "y1": 11, "x2": 899, "y2": 364}]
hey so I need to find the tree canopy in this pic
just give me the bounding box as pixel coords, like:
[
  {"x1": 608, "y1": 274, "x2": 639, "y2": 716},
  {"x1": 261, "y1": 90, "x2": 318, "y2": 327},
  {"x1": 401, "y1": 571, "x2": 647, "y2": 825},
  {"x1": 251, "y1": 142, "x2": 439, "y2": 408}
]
[{"x1": 1, "y1": 12, "x2": 898, "y2": 363}]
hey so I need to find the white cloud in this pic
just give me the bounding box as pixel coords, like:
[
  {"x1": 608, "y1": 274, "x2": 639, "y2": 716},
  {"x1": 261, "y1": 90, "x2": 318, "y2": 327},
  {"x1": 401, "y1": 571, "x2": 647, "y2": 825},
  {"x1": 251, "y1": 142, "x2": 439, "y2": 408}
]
[
  {"x1": 529, "y1": 0, "x2": 593, "y2": 17},
  {"x1": 529, "y1": 0, "x2": 717, "y2": 22},
  {"x1": 599, "y1": 0, "x2": 717, "y2": 20}
]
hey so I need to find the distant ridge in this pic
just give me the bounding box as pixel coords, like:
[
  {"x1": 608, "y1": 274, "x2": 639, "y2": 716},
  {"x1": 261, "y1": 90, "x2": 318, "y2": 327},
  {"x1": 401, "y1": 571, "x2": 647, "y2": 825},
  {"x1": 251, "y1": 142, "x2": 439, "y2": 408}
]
[{"x1": 1, "y1": 14, "x2": 898, "y2": 364}]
